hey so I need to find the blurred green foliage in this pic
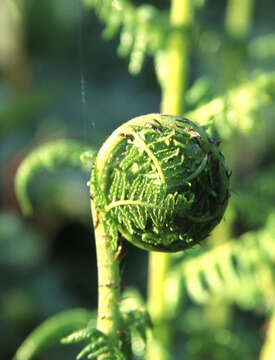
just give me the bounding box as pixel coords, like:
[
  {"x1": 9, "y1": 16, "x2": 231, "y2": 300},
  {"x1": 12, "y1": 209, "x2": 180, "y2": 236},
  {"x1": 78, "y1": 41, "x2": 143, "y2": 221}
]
[{"x1": 1, "y1": 0, "x2": 275, "y2": 359}]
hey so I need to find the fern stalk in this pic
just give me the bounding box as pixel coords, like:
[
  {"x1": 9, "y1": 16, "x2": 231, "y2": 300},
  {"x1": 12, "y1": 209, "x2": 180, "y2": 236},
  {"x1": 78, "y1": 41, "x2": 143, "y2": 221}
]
[
  {"x1": 161, "y1": 0, "x2": 192, "y2": 114},
  {"x1": 260, "y1": 312, "x2": 275, "y2": 360},
  {"x1": 225, "y1": 0, "x2": 254, "y2": 40},
  {"x1": 148, "y1": 1, "x2": 193, "y2": 359},
  {"x1": 90, "y1": 182, "x2": 121, "y2": 346}
]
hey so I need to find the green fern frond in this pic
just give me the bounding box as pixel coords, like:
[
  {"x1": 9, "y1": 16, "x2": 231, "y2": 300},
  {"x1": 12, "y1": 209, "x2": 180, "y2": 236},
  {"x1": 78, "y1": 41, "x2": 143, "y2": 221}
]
[
  {"x1": 15, "y1": 140, "x2": 97, "y2": 216},
  {"x1": 119, "y1": 288, "x2": 152, "y2": 359},
  {"x1": 82, "y1": 0, "x2": 168, "y2": 75},
  {"x1": 13, "y1": 309, "x2": 95, "y2": 360},
  {"x1": 180, "y1": 213, "x2": 275, "y2": 311},
  {"x1": 107, "y1": 125, "x2": 201, "y2": 242},
  {"x1": 93, "y1": 114, "x2": 230, "y2": 252},
  {"x1": 120, "y1": 288, "x2": 152, "y2": 343},
  {"x1": 62, "y1": 327, "x2": 125, "y2": 360},
  {"x1": 188, "y1": 71, "x2": 275, "y2": 139}
]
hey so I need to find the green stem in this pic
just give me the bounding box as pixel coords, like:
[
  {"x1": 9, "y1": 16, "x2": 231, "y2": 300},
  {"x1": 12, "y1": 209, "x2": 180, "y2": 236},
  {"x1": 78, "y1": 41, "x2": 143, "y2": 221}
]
[
  {"x1": 90, "y1": 200, "x2": 120, "y2": 346},
  {"x1": 260, "y1": 311, "x2": 275, "y2": 360},
  {"x1": 161, "y1": 0, "x2": 192, "y2": 115},
  {"x1": 204, "y1": 0, "x2": 254, "y2": 331},
  {"x1": 222, "y1": 0, "x2": 254, "y2": 86},
  {"x1": 225, "y1": 0, "x2": 254, "y2": 40},
  {"x1": 148, "y1": 1, "x2": 193, "y2": 360},
  {"x1": 147, "y1": 253, "x2": 171, "y2": 360}
]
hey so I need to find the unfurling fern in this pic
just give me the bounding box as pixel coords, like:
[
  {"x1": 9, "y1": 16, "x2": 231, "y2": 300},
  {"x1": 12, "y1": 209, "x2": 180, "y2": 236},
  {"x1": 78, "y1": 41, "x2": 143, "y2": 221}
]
[{"x1": 91, "y1": 113, "x2": 230, "y2": 252}]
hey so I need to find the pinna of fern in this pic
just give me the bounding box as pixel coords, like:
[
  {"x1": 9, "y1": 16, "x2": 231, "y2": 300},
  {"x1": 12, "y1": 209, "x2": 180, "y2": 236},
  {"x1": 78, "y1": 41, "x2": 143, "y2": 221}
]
[
  {"x1": 82, "y1": 0, "x2": 204, "y2": 77},
  {"x1": 171, "y1": 212, "x2": 275, "y2": 312}
]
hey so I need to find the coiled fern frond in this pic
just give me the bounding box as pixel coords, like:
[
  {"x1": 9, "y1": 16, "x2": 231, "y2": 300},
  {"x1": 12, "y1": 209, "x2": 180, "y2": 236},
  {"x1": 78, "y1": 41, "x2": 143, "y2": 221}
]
[
  {"x1": 14, "y1": 140, "x2": 97, "y2": 216},
  {"x1": 91, "y1": 113, "x2": 230, "y2": 252},
  {"x1": 179, "y1": 213, "x2": 275, "y2": 311}
]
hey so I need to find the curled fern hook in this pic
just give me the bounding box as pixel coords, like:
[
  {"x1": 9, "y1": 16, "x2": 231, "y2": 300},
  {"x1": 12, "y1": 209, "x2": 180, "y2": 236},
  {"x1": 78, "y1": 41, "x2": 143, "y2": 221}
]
[{"x1": 90, "y1": 113, "x2": 231, "y2": 252}]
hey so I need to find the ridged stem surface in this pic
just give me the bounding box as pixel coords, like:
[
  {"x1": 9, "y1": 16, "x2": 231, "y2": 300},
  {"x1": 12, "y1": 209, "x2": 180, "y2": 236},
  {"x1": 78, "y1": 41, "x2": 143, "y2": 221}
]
[{"x1": 90, "y1": 137, "x2": 122, "y2": 347}]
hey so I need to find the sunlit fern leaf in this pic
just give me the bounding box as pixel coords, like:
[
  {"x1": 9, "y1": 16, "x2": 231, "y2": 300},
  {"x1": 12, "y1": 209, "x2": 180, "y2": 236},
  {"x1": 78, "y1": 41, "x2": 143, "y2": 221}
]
[
  {"x1": 188, "y1": 71, "x2": 275, "y2": 139},
  {"x1": 61, "y1": 327, "x2": 125, "y2": 360},
  {"x1": 82, "y1": 0, "x2": 168, "y2": 75},
  {"x1": 103, "y1": 215, "x2": 119, "y2": 250},
  {"x1": 106, "y1": 168, "x2": 192, "y2": 241},
  {"x1": 91, "y1": 166, "x2": 118, "y2": 249},
  {"x1": 179, "y1": 213, "x2": 275, "y2": 311},
  {"x1": 90, "y1": 163, "x2": 107, "y2": 211},
  {"x1": 13, "y1": 309, "x2": 96, "y2": 360},
  {"x1": 15, "y1": 140, "x2": 97, "y2": 216}
]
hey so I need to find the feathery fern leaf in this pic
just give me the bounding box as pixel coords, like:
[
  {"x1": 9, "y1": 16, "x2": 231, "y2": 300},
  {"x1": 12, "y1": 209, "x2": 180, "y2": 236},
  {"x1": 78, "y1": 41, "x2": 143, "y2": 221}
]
[
  {"x1": 119, "y1": 288, "x2": 152, "y2": 359},
  {"x1": 82, "y1": 0, "x2": 168, "y2": 75},
  {"x1": 13, "y1": 309, "x2": 96, "y2": 360},
  {"x1": 15, "y1": 140, "x2": 97, "y2": 216},
  {"x1": 62, "y1": 327, "x2": 126, "y2": 360},
  {"x1": 180, "y1": 213, "x2": 275, "y2": 311},
  {"x1": 188, "y1": 71, "x2": 275, "y2": 139}
]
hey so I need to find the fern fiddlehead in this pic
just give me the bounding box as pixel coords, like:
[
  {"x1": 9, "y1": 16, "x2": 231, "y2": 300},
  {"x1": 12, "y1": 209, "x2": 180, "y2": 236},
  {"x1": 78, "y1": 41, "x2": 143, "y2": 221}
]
[{"x1": 91, "y1": 113, "x2": 231, "y2": 252}]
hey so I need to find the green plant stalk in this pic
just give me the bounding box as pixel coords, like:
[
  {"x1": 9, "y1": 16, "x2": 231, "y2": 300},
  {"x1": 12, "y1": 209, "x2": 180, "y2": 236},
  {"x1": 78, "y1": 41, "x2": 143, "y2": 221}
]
[
  {"x1": 225, "y1": 0, "x2": 254, "y2": 40},
  {"x1": 161, "y1": 0, "x2": 192, "y2": 114},
  {"x1": 204, "y1": 0, "x2": 255, "y2": 330},
  {"x1": 147, "y1": 252, "x2": 171, "y2": 360},
  {"x1": 90, "y1": 201, "x2": 120, "y2": 346},
  {"x1": 148, "y1": 1, "x2": 193, "y2": 359},
  {"x1": 260, "y1": 311, "x2": 275, "y2": 360},
  {"x1": 222, "y1": 0, "x2": 254, "y2": 86}
]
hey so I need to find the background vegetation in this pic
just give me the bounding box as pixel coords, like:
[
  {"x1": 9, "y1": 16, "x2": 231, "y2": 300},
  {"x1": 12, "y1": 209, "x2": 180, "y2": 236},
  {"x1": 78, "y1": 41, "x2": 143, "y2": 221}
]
[{"x1": 1, "y1": 0, "x2": 275, "y2": 359}]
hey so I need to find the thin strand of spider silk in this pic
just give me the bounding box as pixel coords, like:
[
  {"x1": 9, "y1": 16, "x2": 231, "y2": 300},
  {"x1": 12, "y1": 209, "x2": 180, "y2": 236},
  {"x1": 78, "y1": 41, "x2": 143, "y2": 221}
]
[{"x1": 76, "y1": 0, "x2": 89, "y2": 143}]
